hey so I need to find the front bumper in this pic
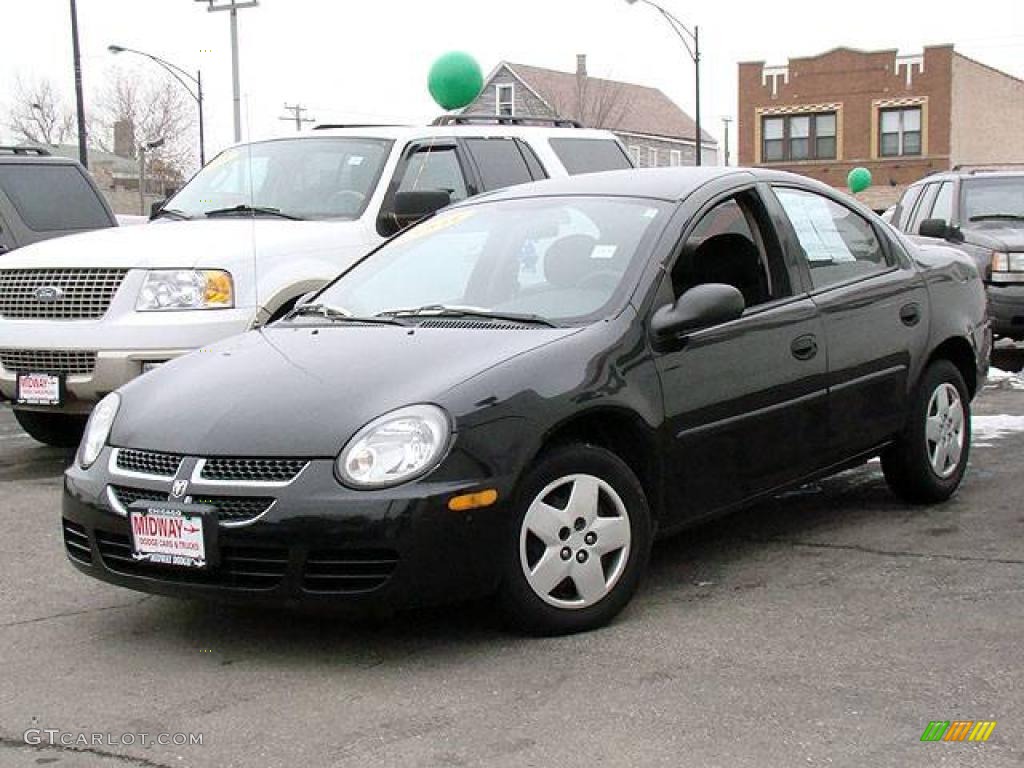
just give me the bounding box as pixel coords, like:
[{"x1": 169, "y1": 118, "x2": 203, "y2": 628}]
[
  {"x1": 0, "y1": 304, "x2": 255, "y2": 413},
  {"x1": 987, "y1": 284, "x2": 1024, "y2": 339},
  {"x1": 61, "y1": 448, "x2": 513, "y2": 609}
]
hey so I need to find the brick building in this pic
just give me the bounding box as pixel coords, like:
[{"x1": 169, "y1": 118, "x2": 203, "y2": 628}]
[
  {"x1": 462, "y1": 55, "x2": 718, "y2": 166},
  {"x1": 737, "y1": 45, "x2": 1024, "y2": 208}
]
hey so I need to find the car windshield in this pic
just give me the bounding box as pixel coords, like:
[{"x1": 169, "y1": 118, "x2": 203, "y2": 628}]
[
  {"x1": 165, "y1": 137, "x2": 392, "y2": 221},
  {"x1": 962, "y1": 177, "x2": 1024, "y2": 222},
  {"x1": 315, "y1": 196, "x2": 669, "y2": 325}
]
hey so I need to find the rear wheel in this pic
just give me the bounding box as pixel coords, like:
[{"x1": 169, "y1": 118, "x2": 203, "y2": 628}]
[
  {"x1": 13, "y1": 410, "x2": 87, "y2": 448},
  {"x1": 882, "y1": 360, "x2": 970, "y2": 503},
  {"x1": 498, "y1": 444, "x2": 652, "y2": 635}
]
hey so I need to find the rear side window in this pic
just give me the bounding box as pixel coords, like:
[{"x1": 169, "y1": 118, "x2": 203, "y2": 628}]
[
  {"x1": 464, "y1": 138, "x2": 536, "y2": 191},
  {"x1": 0, "y1": 164, "x2": 111, "y2": 232},
  {"x1": 548, "y1": 138, "x2": 632, "y2": 175}
]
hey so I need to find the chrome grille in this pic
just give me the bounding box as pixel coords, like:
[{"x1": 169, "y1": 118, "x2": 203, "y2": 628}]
[
  {"x1": 0, "y1": 269, "x2": 129, "y2": 319},
  {"x1": 0, "y1": 349, "x2": 97, "y2": 374},
  {"x1": 200, "y1": 458, "x2": 308, "y2": 483},
  {"x1": 115, "y1": 449, "x2": 182, "y2": 478},
  {"x1": 110, "y1": 486, "x2": 166, "y2": 509}
]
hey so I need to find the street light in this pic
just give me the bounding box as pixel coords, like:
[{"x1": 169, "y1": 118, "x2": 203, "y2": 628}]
[
  {"x1": 624, "y1": 0, "x2": 703, "y2": 166},
  {"x1": 195, "y1": 0, "x2": 259, "y2": 144},
  {"x1": 108, "y1": 44, "x2": 205, "y2": 166}
]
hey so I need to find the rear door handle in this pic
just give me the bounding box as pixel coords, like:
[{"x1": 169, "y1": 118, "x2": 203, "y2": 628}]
[
  {"x1": 900, "y1": 302, "x2": 921, "y2": 326},
  {"x1": 791, "y1": 334, "x2": 818, "y2": 361}
]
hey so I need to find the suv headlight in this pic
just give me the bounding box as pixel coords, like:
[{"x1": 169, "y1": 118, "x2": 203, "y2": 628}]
[
  {"x1": 989, "y1": 252, "x2": 1024, "y2": 283},
  {"x1": 78, "y1": 392, "x2": 120, "y2": 469},
  {"x1": 336, "y1": 404, "x2": 451, "y2": 489},
  {"x1": 136, "y1": 270, "x2": 233, "y2": 310}
]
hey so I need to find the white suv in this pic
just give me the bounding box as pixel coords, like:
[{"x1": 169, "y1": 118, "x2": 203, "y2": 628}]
[{"x1": 0, "y1": 119, "x2": 633, "y2": 444}]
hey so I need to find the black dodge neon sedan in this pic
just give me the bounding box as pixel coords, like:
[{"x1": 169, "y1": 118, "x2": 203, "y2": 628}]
[{"x1": 63, "y1": 167, "x2": 990, "y2": 635}]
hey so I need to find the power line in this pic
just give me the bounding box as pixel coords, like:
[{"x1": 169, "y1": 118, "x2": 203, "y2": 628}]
[{"x1": 278, "y1": 103, "x2": 315, "y2": 131}]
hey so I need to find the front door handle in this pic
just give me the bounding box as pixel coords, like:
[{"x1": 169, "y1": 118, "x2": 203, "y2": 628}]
[
  {"x1": 900, "y1": 302, "x2": 922, "y2": 326},
  {"x1": 791, "y1": 334, "x2": 818, "y2": 361}
]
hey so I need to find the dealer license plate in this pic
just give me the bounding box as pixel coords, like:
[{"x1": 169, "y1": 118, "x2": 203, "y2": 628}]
[
  {"x1": 129, "y1": 503, "x2": 214, "y2": 569},
  {"x1": 15, "y1": 372, "x2": 63, "y2": 406}
]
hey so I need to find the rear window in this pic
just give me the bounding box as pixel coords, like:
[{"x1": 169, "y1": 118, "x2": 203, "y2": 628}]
[
  {"x1": 548, "y1": 138, "x2": 633, "y2": 175},
  {"x1": 465, "y1": 138, "x2": 541, "y2": 191},
  {"x1": 0, "y1": 164, "x2": 111, "y2": 232}
]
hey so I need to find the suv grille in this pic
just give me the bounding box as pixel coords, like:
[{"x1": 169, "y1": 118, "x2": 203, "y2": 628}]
[
  {"x1": 200, "y1": 458, "x2": 308, "y2": 483},
  {"x1": 0, "y1": 349, "x2": 97, "y2": 375},
  {"x1": 302, "y1": 549, "x2": 399, "y2": 593},
  {"x1": 0, "y1": 269, "x2": 129, "y2": 319},
  {"x1": 116, "y1": 449, "x2": 182, "y2": 477},
  {"x1": 96, "y1": 531, "x2": 288, "y2": 590}
]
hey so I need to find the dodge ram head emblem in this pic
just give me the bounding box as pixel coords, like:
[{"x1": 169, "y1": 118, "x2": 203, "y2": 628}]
[
  {"x1": 171, "y1": 480, "x2": 189, "y2": 499},
  {"x1": 33, "y1": 286, "x2": 65, "y2": 302}
]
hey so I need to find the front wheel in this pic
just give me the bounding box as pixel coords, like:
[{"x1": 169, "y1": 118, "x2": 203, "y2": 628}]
[
  {"x1": 14, "y1": 409, "x2": 87, "y2": 448},
  {"x1": 882, "y1": 360, "x2": 971, "y2": 504},
  {"x1": 498, "y1": 444, "x2": 652, "y2": 636}
]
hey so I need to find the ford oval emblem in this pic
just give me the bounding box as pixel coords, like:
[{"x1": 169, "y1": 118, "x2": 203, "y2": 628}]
[{"x1": 33, "y1": 286, "x2": 65, "y2": 303}]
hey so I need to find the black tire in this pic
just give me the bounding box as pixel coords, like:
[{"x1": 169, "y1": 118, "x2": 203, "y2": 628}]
[
  {"x1": 882, "y1": 360, "x2": 971, "y2": 504},
  {"x1": 13, "y1": 410, "x2": 87, "y2": 448},
  {"x1": 498, "y1": 443, "x2": 652, "y2": 636}
]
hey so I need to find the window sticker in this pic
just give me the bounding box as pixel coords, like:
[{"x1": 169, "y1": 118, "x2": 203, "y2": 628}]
[
  {"x1": 590, "y1": 244, "x2": 618, "y2": 260},
  {"x1": 779, "y1": 191, "x2": 856, "y2": 263},
  {"x1": 348, "y1": 156, "x2": 365, "y2": 166}
]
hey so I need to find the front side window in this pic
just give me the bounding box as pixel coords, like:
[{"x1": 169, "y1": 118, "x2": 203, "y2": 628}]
[
  {"x1": 879, "y1": 107, "x2": 922, "y2": 157},
  {"x1": 908, "y1": 182, "x2": 941, "y2": 235},
  {"x1": 930, "y1": 181, "x2": 955, "y2": 223},
  {"x1": 395, "y1": 145, "x2": 469, "y2": 203},
  {"x1": 318, "y1": 197, "x2": 668, "y2": 325},
  {"x1": 892, "y1": 185, "x2": 923, "y2": 230},
  {"x1": 0, "y1": 164, "x2": 112, "y2": 231},
  {"x1": 166, "y1": 138, "x2": 392, "y2": 220},
  {"x1": 496, "y1": 84, "x2": 514, "y2": 117},
  {"x1": 761, "y1": 112, "x2": 837, "y2": 163},
  {"x1": 775, "y1": 188, "x2": 890, "y2": 290},
  {"x1": 961, "y1": 176, "x2": 1024, "y2": 223}
]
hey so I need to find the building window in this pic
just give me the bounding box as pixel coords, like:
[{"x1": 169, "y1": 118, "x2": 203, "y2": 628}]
[
  {"x1": 669, "y1": 149, "x2": 682, "y2": 166},
  {"x1": 879, "y1": 107, "x2": 921, "y2": 157},
  {"x1": 762, "y1": 112, "x2": 837, "y2": 163},
  {"x1": 496, "y1": 84, "x2": 514, "y2": 117},
  {"x1": 629, "y1": 145, "x2": 642, "y2": 165},
  {"x1": 648, "y1": 147, "x2": 658, "y2": 167}
]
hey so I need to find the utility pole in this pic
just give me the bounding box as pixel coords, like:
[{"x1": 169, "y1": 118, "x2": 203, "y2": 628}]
[
  {"x1": 69, "y1": 0, "x2": 88, "y2": 168},
  {"x1": 721, "y1": 116, "x2": 732, "y2": 166},
  {"x1": 196, "y1": 0, "x2": 258, "y2": 143},
  {"x1": 278, "y1": 103, "x2": 315, "y2": 132}
]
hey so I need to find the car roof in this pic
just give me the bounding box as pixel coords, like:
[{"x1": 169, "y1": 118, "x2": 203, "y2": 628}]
[
  {"x1": 217, "y1": 124, "x2": 623, "y2": 150},
  {"x1": 909, "y1": 169, "x2": 1024, "y2": 186},
  {"x1": 0, "y1": 154, "x2": 82, "y2": 166},
  {"x1": 451, "y1": 166, "x2": 835, "y2": 204}
]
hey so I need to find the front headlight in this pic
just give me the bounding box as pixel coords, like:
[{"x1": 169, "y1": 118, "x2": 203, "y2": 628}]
[
  {"x1": 336, "y1": 404, "x2": 451, "y2": 489},
  {"x1": 78, "y1": 392, "x2": 120, "y2": 469},
  {"x1": 136, "y1": 270, "x2": 234, "y2": 311}
]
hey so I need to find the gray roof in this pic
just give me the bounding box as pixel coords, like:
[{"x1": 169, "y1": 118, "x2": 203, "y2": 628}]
[
  {"x1": 18, "y1": 142, "x2": 138, "y2": 174},
  {"x1": 498, "y1": 61, "x2": 715, "y2": 145}
]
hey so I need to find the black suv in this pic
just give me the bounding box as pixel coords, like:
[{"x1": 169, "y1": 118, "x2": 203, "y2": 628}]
[
  {"x1": 891, "y1": 170, "x2": 1024, "y2": 339},
  {"x1": 0, "y1": 146, "x2": 116, "y2": 254}
]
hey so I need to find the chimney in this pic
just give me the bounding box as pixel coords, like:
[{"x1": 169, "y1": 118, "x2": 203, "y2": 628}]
[
  {"x1": 576, "y1": 54, "x2": 587, "y2": 78},
  {"x1": 113, "y1": 120, "x2": 135, "y2": 159}
]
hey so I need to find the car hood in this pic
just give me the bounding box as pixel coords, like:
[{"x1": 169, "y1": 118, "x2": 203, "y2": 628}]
[
  {"x1": 0, "y1": 218, "x2": 368, "y2": 271},
  {"x1": 962, "y1": 223, "x2": 1024, "y2": 252},
  {"x1": 112, "y1": 323, "x2": 581, "y2": 457}
]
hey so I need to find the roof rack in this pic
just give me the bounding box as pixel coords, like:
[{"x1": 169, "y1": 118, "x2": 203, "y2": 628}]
[
  {"x1": 0, "y1": 146, "x2": 51, "y2": 156},
  {"x1": 431, "y1": 115, "x2": 583, "y2": 128},
  {"x1": 312, "y1": 124, "x2": 408, "y2": 131}
]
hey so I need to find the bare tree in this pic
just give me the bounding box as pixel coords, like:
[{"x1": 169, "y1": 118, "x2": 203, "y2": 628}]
[
  {"x1": 549, "y1": 75, "x2": 634, "y2": 131},
  {"x1": 6, "y1": 76, "x2": 75, "y2": 146},
  {"x1": 90, "y1": 66, "x2": 195, "y2": 180}
]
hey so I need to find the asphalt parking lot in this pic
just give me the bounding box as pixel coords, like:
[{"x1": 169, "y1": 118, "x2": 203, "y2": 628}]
[{"x1": 2, "y1": 353, "x2": 1023, "y2": 768}]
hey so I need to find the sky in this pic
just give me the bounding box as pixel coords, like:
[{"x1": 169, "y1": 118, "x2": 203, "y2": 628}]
[{"x1": 1, "y1": 0, "x2": 1022, "y2": 169}]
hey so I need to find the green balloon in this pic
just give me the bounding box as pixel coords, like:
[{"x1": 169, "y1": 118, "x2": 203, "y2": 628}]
[
  {"x1": 847, "y1": 167, "x2": 872, "y2": 194},
  {"x1": 428, "y1": 52, "x2": 483, "y2": 110}
]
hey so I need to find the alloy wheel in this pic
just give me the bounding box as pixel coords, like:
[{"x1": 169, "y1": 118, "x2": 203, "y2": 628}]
[{"x1": 926, "y1": 382, "x2": 965, "y2": 479}]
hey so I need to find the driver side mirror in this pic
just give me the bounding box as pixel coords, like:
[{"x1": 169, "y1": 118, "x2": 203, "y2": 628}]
[
  {"x1": 149, "y1": 199, "x2": 167, "y2": 220},
  {"x1": 919, "y1": 218, "x2": 962, "y2": 242},
  {"x1": 379, "y1": 189, "x2": 451, "y2": 236},
  {"x1": 651, "y1": 283, "x2": 745, "y2": 339}
]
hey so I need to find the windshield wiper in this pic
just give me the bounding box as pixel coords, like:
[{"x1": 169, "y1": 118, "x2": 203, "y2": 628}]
[
  {"x1": 284, "y1": 303, "x2": 405, "y2": 326},
  {"x1": 204, "y1": 204, "x2": 304, "y2": 221},
  {"x1": 151, "y1": 207, "x2": 190, "y2": 221},
  {"x1": 968, "y1": 213, "x2": 1024, "y2": 222},
  {"x1": 377, "y1": 304, "x2": 556, "y2": 328}
]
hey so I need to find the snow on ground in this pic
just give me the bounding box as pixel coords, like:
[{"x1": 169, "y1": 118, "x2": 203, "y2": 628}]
[
  {"x1": 985, "y1": 367, "x2": 1024, "y2": 390},
  {"x1": 973, "y1": 414, "x2": 1024, "y2": 447}
]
